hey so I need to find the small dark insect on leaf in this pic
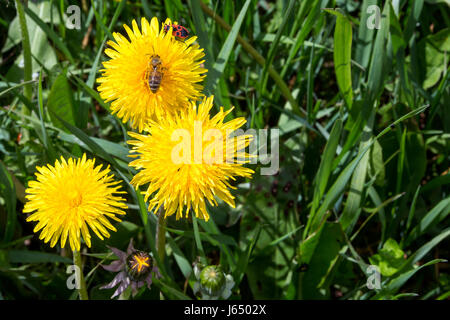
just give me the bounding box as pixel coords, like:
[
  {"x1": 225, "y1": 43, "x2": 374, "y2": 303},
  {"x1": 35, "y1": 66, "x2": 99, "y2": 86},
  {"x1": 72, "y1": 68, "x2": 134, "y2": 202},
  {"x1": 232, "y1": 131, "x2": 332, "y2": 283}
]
[
  {"x1": 298, "y1": 263, "x2": 309, "y2": 272},
  {"x1": 390, "y1": 123, "x2": 395, "y2": 129}
]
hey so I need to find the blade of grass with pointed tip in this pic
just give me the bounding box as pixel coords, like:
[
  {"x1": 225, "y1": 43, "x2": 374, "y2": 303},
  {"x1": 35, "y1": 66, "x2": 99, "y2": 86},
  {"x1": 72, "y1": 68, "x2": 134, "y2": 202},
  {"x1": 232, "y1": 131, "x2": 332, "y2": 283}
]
[
  {"x1": 0, "y1": 80, "x2": 36, "y2": 97},
  {"x1": 310, "y1": 118, "x2": 343, "y2": 217},
  {"x1": 8, "y1": 250, "x2": 72, "y2": 264},
  {"x1": 192, "y1": 215, "x2": 206, "y2": 264},
  {"x1": 234, "y1": 224, "x2": 261, "y2": 287},
  {"x1": 405, "y1": 198, "x2": 450, "y2": 245},
  {"x1": 71, "y1": 74, "x2": 111, "y2": 112},
  {"x1": 353, "y1": 0, "x2": 376, "y2": 82},
  {"x1": 366, "y1": 2, "x2": 391, "y2": 105},
  {"x1": 340, "y1": 111, "x2": 375, "y2": 232},
  {"x1": 373, "y1": 259, "x2": 446, "y2": 299},
  {"x1": 405, "y1": 185, "x2": 421, "y2": 234},
  {"x1": 167, "y1": 237, "x2": 193, "y2": 279},
  {"x1": 37, "y1": 70, "x2": 56, "y2": 162},
  {"x1": 305, "y1": 138, "x2": 374, "y2": 236},
  {"x1": 198, "y1": 218, "x2": 236, "y2": 267},
  {"x1": 87, "y1": 0, "x2": 126, "y2": 89},
  {"x1": 50, "y1": 111, "x2": 118, "y2": 167}
]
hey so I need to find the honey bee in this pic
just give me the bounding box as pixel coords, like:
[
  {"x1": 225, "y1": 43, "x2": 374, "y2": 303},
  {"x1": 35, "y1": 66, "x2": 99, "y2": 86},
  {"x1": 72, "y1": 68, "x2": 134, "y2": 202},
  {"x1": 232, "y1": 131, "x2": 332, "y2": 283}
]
[{"x1": 145, "y1": 55, "x2": 165, "y2": 93}]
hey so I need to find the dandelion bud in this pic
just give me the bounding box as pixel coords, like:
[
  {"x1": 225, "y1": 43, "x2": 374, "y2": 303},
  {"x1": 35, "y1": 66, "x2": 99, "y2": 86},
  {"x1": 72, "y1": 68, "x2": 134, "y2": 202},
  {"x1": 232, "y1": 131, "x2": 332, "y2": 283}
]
[{"x1": 199, "y1": 265, "x2": 226, "y2": 296}]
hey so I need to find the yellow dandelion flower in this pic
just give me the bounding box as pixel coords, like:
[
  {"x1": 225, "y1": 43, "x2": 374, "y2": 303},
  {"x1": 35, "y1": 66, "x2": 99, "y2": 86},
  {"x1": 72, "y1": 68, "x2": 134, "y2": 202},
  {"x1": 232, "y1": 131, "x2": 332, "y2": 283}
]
[
  {"x1": 128, "y1": 96, "x2": 254, "y2": 221},
  {"x1": 97, "y1": 17, "x2": 207, "y2": 132},
  {"x1": 23, "y1": 154, "x2": 128, "y2": 251}
]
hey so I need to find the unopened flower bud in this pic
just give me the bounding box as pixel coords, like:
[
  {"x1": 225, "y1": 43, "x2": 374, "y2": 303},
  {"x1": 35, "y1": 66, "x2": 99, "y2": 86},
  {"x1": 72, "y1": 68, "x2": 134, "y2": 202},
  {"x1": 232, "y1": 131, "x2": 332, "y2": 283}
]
[{"x1": 126, "y1": 250, "x2": 152, "y2": 281}]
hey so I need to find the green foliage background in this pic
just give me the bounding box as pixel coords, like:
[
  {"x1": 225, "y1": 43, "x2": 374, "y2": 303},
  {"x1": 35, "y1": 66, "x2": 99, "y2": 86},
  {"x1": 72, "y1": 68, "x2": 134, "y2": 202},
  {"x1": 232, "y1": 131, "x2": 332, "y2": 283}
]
[{"x1": 0, "y1": 0, "x2": 449, "y2": 300}]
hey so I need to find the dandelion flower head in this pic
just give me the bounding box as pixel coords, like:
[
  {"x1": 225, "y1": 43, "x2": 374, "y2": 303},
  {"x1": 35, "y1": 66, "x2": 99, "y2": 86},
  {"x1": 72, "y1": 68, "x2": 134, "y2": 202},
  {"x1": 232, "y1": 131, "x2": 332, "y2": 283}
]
[
  {"x1": 128, "y1": 96, "x2": 254, "y2": 221},
  {"x1": 23, "y1": 154, "x2": 128, "y2": 251},
  {"x1": 97, "y1": 17, "x2": 207, "y2": 132}
]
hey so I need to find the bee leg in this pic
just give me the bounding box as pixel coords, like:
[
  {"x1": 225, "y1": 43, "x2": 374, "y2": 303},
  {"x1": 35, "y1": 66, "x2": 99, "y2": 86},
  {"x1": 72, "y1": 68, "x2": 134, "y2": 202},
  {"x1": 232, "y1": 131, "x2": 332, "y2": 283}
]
[{"x1": 143, "y1": 69, "x2": 150, "y2": 89}]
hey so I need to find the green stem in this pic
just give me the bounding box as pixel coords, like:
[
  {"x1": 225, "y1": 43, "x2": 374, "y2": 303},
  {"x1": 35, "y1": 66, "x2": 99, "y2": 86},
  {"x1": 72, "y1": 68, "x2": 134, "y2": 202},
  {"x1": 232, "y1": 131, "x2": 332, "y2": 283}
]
[
  {"x1": 15, "y1": 0, "x2": 32, "y2": 142},
  {"x1": 192, "y1": 215, "x2": 207, "y2": 265},
  {"x1": 73, "y1": 250, "x2": 89, "y2": 300},
  {"x1": 15, "y1": 0, "x2": 33, "y2": 112},
  {"x1": 200, "y1": 1, "x2": 306, "y2": 116},
  {"x1": 156, "y1": 208, "x2": 166, "y2": 263}
]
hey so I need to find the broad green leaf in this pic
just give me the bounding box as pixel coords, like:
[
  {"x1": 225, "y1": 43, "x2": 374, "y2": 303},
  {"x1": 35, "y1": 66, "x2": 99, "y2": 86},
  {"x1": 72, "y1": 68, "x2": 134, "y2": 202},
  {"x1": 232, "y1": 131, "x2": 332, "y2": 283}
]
[
  {"x1": 326, "y1": 9, "x2": 353, "y2": 109},
  {"x1": 299, "y1": 222, "x2": 345, "y2": 299},
  {"x1": 373, "y1": 259, "x2": 445, "y2": 299},
  {"x1": 369, "y1": 239, "x2": 406, "y2": 277},
  {"x1": 47, "y1": 70, "x2": 76, "y2": 131},
  {"x1": 23, "y1": 5, "x2": 74, "y2": 63},
  {"x1": 420, "y1": 28, "x2": 450, "y2": 89}
]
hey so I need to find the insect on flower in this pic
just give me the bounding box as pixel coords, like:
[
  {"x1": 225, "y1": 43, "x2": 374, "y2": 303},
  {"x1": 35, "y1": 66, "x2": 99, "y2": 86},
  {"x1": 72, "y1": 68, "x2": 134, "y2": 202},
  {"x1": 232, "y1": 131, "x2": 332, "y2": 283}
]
[
  {"x1": 144, "y1": 54, "x2": 166, "y2": 93},
  {"x1": 96, "y1": 17, "x2": 207, "y2": 132},
  {"x1": 164, "y1": 23, "x2": 189, "y2": 40}
]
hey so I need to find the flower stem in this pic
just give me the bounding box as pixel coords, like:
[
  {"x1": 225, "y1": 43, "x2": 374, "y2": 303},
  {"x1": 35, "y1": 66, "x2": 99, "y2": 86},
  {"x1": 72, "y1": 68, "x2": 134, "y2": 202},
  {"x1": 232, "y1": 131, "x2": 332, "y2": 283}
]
[
  {"x1": 192, "y1": 215, "x2": 207, "y2": 265},
  {"x1": 156, "y1": 208, "x2": 166, "y2": 263},
  {"x1": 73, "y1": 250, "x2": 89, "y2": 300}
]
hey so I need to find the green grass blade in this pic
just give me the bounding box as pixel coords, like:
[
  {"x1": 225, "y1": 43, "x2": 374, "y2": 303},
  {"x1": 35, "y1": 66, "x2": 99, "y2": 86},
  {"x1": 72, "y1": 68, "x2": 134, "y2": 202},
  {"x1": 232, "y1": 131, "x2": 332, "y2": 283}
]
[
  {"x1": 0, "y1": 162, "x2": 16, "y2": 243},
  {"x1": 326, "y1": 9, "x2": 353, "y2": 109},
  {"x1": 204, "y1": 0, "x2": 251, "y2": 96}
]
